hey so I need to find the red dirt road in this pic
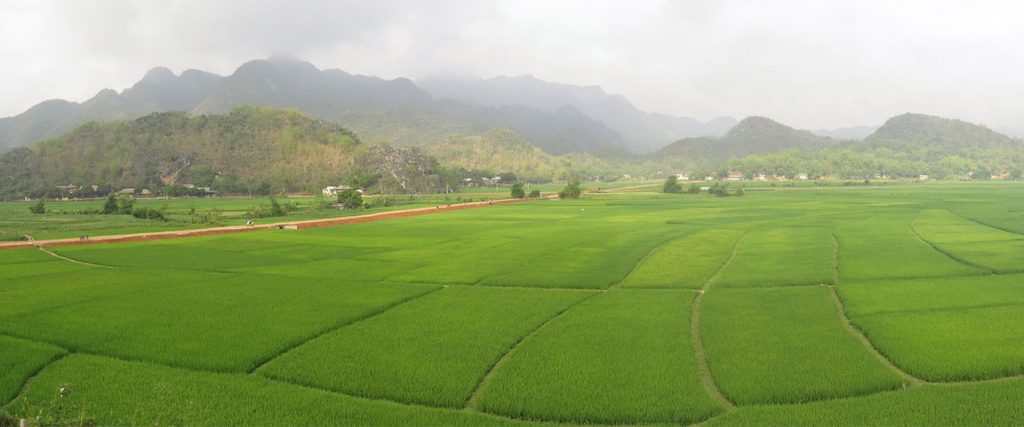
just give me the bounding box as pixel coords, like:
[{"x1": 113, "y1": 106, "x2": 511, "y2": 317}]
[{"x1": 0, "y1": 198, "x2": 533, "y2": 251}]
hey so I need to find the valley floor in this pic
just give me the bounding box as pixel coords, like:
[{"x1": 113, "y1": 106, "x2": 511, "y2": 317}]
[{"x1": 3, "y1": 184, "x2": 1024, "y2": 425}]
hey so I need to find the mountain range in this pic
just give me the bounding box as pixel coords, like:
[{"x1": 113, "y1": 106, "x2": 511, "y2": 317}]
[
  {"x1": 0, "y1": 56, "x2": 733, "y2": 156},
  {"x1": 2, "y1": 56, "x2": 1023, "y2": 198}
]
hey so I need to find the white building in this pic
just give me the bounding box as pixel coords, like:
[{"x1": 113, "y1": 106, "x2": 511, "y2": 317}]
[{"x1": 322, "y1": 185, "x2": 352, "y2": 197}]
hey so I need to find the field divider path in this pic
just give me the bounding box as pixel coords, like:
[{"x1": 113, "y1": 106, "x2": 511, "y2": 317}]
[
  {"x1": 610, "y1": 231, "x2": 694, "y2": 289},
  {"x1": 246, "y1": 286, "x2": 445, "y2": 374},
  {"x1": 34, "y1": 245, "x2": 116, "y2": 268},
  {"x1": 4, "y1": 351, "x2": 70, "y2": 408},
  {"x1": 907, "y1": 221, "x2": 996, "y2": 273},
  {"x1": 946, "y1": 208, "x2": 1024, "y2": 237},
  {"x1": 0, "y1": 197, "x2": 534, "y2": 251},
  {"x1": 828, "y1": 230, "x2": 926, "y2": 387},
  {"x1": 463, "y1": 291, "x2": 602, "y2": 410},
  {"x1": 690, "y1": 231, "x2": 747, "y2": 411}
]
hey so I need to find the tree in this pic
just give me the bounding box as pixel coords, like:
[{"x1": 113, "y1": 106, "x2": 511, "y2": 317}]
[
  {"x1": 663, "y1": 175, "x2": 681, "y2": 193},
  {"x1": 510, "y1": 183, "x2": 526, "y2": 198},
  {"x1": 558, "y1": 179, "x2": 582, "y2": 199},
  {"x1": 29, "y1": 200, "x2": 45, "y2": 214},
  {"x1": 117, "y1": 197, "x2": 134, "y2": 215},
  {"x1": 269, "y1": 198, "x2": 286, "y2": 216},
  {"x1": 337, "y1": 189, "x2": 363, "y2": 209},
  {"x1": 102, "y1": 194, "x2": 118, "y2": 214},
  {"x1": 972, "y1": 168, "x2": 992, "y2": 180}
]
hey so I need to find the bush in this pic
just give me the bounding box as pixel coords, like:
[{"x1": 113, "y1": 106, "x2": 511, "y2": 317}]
[
  {"x1": 269, "y1": 198, "x2": 286, "y2": 217},
  {"x1": 686, "y1": 183, "x2": 701, "y2": 194},
  {"x1": 29, "y1": 200, "x2": 45, "y2": 214},
  {"x1": 337, "y1": 189, "x2": 364, "y2": 209},
  {"x1": 663, "y1": 176, "x2": 682, "y2": 193},
  {"x1": 102, "y1": 194, "x2": 118, "y2": 214},
  {"x1": 117, "y1": 197, "x2": 134, "y2": 215},
  {"x1": 528, "y1": 190, "x2": 541, "y2": 198},
  {"x1": 132, "y1": 207, "x2": 166, "y2": 221},
  {"x1": 510, "y1": 183, "x2": 526, "y2": 199},
  {"x1": 558, "y1": 179, "x2": 582, "y2": 199}
]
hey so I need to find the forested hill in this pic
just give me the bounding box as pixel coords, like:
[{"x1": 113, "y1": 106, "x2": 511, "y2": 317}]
[
  {"x1": 704, "y1": 113, "x2": 1024, "y2": 179},
  {"x1": 423, "y1": 128, "x2": 614, "y2": 182},
  {"x1": 654, "y1": 116, "x2": 835, "y2": 165},
  {"x1": 0, "y1": 107, "x2": 447, "y2": 197},
  {"x1": 864, "y1": 113, "x2": 1019, "y2": 152}
]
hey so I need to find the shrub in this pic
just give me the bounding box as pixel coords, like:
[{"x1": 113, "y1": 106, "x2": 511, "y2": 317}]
[
  {"x1": 117, "y1": 197, "x2": 134, "y2": 215},
  {"x1": 132, "y1": 207, "x2": 166, "y2": 221},
  {"x1": 558, "y1": 179, "x2": 582, "y2": 199},
  {"x1": 337, "y1": 189, "x2": 364, "y2": 209},
  {"x1": 510, "y1": 183, "x2": 526, "y2": 199},
  {"x1": 663, "y1": 176, "x2": 682, "y2": 193},
  {"x1": 102, "y1": 195, "x2": 118, "y2": 214},
  {"x1": 528, "y1": 190, "x2": 541, "y2": 198},
  {"x1": 29, "y1": 200, "x2": 45, "y2": 214},
  {"x1": 686, "y1": 183, "x2": 701, "y2": 194},
  {"x1": 269, "y1": 198, "x2": 286, "y2": 217}
]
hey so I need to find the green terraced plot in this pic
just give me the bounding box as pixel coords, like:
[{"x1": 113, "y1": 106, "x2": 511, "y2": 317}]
[
  {"x1": 701, "y1": 287, "x2": 904, "y2": 404},
  {"x1": 706, "y1": 379, "x2": 1024, "y2": 426},
  {"x1": 835, "y1": 214, "x2": 985, "y2": 281},
  {"x1": 838, "y1": 273, "x2": 1024, "y2": 319},
  {"x1": 258, "y1": 286, "x2": 591, "y2": 407},
  {"x1": 0, "y1": 336, "x2": 65, "y2": 403},
  {"x1": 853, "y1": 304, "x2": 1024, "y2": 381},
  {"x1": 713, "y1": 226, "x2": 834, "y2": 288},
  {"x1": 3, "y1": 355, "x2": 534, "y2": 426},
  {"x1": 912, "y1": 209, "x2": 1024, "y2": 273},
  {"x1": 0, "y1": 272, "x2": 437, "y2": 372},
  {"x1": 475, "y1": 290, "x2": 721, "y2": 424},
  {"x1": 620, "y1": 229, "x2": 743, "y2": 289}
]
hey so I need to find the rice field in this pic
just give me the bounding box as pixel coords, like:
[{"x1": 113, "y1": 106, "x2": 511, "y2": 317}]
[{"x1": 3, "y1": 182, "x2": 1024, "y2": 425}]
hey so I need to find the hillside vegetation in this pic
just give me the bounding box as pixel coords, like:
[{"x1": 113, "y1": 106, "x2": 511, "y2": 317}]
[
  {"x1": 426, "y1": 129, "x2": 614, "y2": 181},
  {"x1": 0, "y1": 107, "x2": 446, "y2": 197},
  {"x1": 653, "y1": 114, "x2": 1024, "y2": 179}
]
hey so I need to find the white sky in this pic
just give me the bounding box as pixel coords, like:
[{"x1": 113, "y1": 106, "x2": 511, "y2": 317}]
[{"x1": 2, "y1": 0, "x2": 1023, "y2": 130}]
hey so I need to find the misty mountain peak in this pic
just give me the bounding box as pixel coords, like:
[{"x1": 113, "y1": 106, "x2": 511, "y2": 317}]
[{"x1": 138, "y1": 66, "x2": 176, "y2": 85}]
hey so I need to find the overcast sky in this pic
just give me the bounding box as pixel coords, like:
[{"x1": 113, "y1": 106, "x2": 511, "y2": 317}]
[{"x1": 2, "y1": 0, "x2": 1023, "y2": 131}]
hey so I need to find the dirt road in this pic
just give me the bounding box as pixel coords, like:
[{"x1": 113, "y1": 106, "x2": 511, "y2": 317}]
[{"x1": 0, "y1": 198, "x2": 534, "y2": 251}]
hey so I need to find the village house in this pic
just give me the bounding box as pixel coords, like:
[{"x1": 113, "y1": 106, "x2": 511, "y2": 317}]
[
  {"x1": 918, "y1": 174, "x2": 929, "y2": 180},
  {"x1": 755, "y1": 173, "x2": 768, "y2": 181},
  {"x1": 118, "y1": 188, "x2": 135, "y2": 195},
  {"x1": 797, "y1": 173, "x2": 809, "y2": 180},
  {"x1": 322, "y1": 185, "x2": 352, "y2": 197},
  {"x1": 726, "y1": 171, "x2": 743, "y2": 181}
]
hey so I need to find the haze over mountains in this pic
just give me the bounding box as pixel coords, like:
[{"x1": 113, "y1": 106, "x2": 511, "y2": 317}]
[
  {"x1": 0, "y1": 57, "x2": 734, "y2": 156},
  {"x1": 3, "y1": 56, "x2": 1023, "y2": 200}
]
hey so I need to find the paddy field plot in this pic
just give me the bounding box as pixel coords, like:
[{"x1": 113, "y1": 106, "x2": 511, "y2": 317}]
[
  {"x1": 912, "y1": 209, "x2": 1024, "y2": 273},
  {"x1": 700, "y1": 286, "x2": 904, "y2": 404},
  {"x1": 4, "y1": 184, "x2": 1024, "y2": 425},
  {"x1": 474, "y1": 290, "x2": 720, "y2": 424},
  {"x1": 258, "y1": 286, "x2": 592, "y2": 407},
  {"x1": 835, "y1": 213, "x2": 985, "y2": 281},
  {"x1": 619, "y1": 228, "x2": 744, "y2": 289},
  {"x1": 713, "y1": 226, "x2": 835, "y2": 288}
]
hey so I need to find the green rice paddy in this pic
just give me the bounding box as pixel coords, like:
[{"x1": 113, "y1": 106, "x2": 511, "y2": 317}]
[{"x1": 3, "y1": 182, "x2": 1024, "y2": 425}]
